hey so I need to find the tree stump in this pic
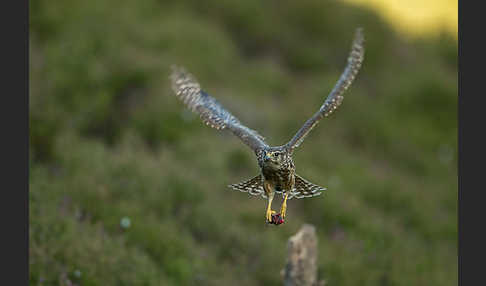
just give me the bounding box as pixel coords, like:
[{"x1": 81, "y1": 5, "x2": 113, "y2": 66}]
[{"x1": 283, "y1": 224, "x2": 324, "y2": 286}]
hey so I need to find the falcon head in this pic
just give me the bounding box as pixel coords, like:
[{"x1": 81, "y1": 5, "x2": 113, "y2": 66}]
[{"x1": 260, "y1": 147, "x2": 290, "y2": 170}]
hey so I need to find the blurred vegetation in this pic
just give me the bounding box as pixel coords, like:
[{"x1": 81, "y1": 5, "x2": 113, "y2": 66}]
[{"x1": 30, "y1": 0, "x2": 457, "y2": 285}]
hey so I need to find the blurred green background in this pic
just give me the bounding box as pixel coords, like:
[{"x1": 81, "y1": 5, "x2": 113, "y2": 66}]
[{"x1": 29, "y1": 0, "x2": 457, "y2": 285}]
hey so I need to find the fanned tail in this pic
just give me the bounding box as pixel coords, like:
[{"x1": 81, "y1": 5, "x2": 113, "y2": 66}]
[
  {"x1": 287, "y1": 174, "x2": 326, "y2": 200},
  {"x1": 229, "y1": 174, "x2": 326, "y2": 200},
  {"x1": 228, "y1": 174, "x2": 267, "y2": 198}
]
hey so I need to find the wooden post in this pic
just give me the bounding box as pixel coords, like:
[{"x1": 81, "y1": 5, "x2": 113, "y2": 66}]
[{"x1": 282, "y1": 224, "x2": 324, "y2": 286}]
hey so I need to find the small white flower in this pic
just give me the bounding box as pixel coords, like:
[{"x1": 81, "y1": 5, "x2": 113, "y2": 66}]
[{"x1": 120, "y1": 217, "x2": 131, "y2": 229}]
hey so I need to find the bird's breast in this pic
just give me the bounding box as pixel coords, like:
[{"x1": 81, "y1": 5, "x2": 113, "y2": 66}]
[{"x1": 261, "y1": 166, "x2": 295, "y2": 191}]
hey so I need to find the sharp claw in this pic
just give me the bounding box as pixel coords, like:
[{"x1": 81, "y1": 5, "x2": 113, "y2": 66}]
[{"x1": 266, "y1": 210, "x2": 277, "y2": 223}]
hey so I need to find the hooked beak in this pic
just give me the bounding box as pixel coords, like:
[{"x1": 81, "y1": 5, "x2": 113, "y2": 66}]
[{"x1": 264, "y1": 152, "x2": 272, "y2": 162}]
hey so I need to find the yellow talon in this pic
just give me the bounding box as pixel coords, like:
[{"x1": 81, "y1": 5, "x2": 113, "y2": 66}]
[
  {"x1": 265, "y1": 190, "x2": 276, "y2": 223},
  {"x1": 280, "y1": 193, "x2": 289, "y2": 219},
  {"x1": 266, "y1": 209, "x2": 276, "y2": 223},
  {"x1": 280, "y1": 204, "x2": 287, "y2": 218}
]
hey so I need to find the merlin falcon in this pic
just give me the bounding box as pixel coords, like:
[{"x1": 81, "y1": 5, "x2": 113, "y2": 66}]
[{"x1": 170, "y1": 28, "x2": 364, "y2": 225}]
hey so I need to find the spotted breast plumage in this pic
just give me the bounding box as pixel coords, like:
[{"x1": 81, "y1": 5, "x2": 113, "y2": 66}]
[{"x1": 170, "y1": 29, "x2": 364, "y2": 225}]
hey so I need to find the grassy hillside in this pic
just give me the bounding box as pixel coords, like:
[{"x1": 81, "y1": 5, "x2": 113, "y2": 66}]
[{"x1": 30, "y1": 0, "x2": 457, "y2": 285}]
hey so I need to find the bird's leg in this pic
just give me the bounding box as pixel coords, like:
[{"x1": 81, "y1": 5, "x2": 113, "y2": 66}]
[
  {"x1": 280, "y1": 193, "x2": 289, "y2": 218},
  {"x1": 265, "y1": 193, "x2": 276, "y2": 223}
]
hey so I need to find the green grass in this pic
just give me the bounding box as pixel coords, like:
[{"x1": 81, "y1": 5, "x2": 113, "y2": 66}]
[{"x1": 30, "y1": 0, "x2": 457, "y2": 285}]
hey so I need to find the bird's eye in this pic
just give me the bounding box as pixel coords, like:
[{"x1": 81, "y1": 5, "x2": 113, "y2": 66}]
[{"x1": 274, "y1": 153, "x2": 279, "y2": 157}]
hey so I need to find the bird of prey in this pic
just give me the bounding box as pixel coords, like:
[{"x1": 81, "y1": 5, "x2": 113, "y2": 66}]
[{"x1": 170, "y1": 28, "x2": 364, "y2": 225}]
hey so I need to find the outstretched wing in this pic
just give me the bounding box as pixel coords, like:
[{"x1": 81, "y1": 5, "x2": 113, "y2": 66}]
[
  {"x1": 170, "y1": 66, "x2": 268, "y2": 153},
  {"x1": 287, "y1": 174, "x2": 326, "y2": 200},
  {"x1": 285, "y1": 28, "x2": 365, "y2": 152}
]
